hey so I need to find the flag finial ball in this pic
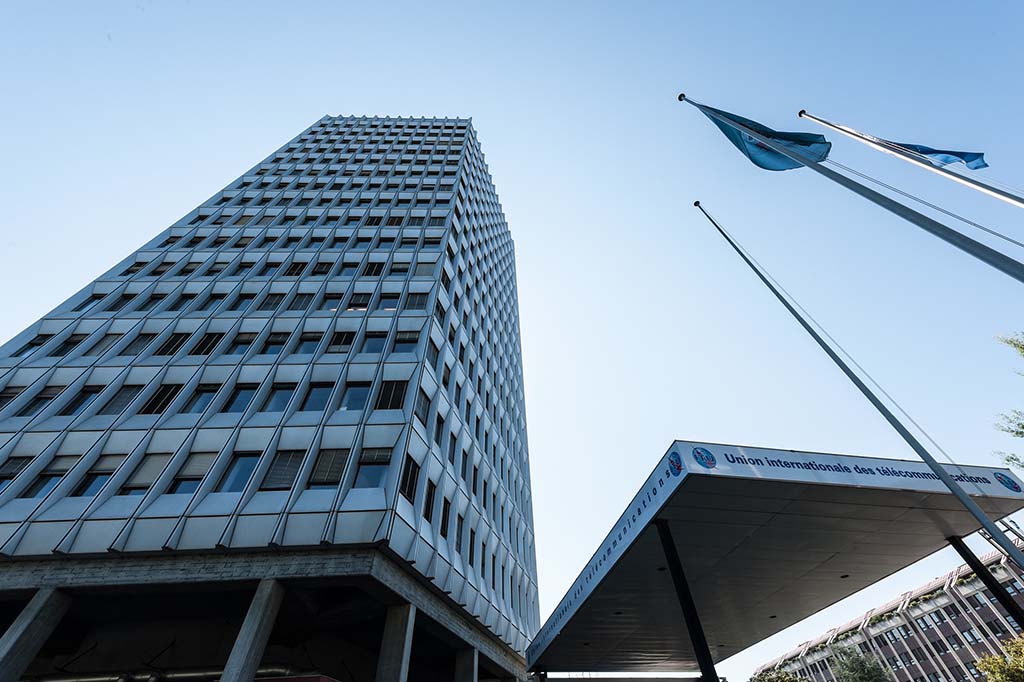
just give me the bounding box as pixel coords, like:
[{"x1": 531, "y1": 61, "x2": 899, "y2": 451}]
[
  {"x1": 798, "y1": 109, "x2": 806, "y2": 117},
  {"x1": 693, "y1": 200, "x2": 701, "y2": 207},
  {"x1": 677, "y1": 93, "x2": 686, "y2": 102}
]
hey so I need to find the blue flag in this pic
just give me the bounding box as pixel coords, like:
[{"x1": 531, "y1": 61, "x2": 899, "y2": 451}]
[
  {"x1": 882, "y1": 141, "x2": 988, "y2": 170},
  {"x1": 698, "y1": 104, "x2": 831, "y2": 171}
]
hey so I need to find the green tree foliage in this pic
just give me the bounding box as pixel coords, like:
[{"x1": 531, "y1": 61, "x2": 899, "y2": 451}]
[
  {"x1": 750, "y1": 669, "x2": 804, "y2": 682},
  {"x1": 831, "y1": 648, "x2": 891, "y2": 682},
  {"x1": 998, "y1": 334, "x2": 1024, "y2": 467},
  {"x1": 976, "y1": 634, "x2": 1024, "y2": 682}
]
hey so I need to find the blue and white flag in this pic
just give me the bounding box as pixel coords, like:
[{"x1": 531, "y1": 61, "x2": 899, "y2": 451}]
[
  {"x1": 881, "y1": 141, "x2": 988, "y2": 170},
  {"x1": 697, "y1": 104, "x2": 831, "y2": 171}
]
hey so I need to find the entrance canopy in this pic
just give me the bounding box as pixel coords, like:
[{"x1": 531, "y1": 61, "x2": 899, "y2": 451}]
[{"x1": 527, "y1": 440, "x2": 1024, "y2": 673}]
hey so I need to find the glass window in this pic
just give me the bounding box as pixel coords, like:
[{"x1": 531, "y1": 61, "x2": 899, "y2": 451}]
[
  {"x1": 227, "y1": 332, "x2": 256, "y2": 355},
  {"x1": 361, "y1": 333, "x2": 387, "y2": 353},
  {"x1": 260, "y1": 332, "x2": 290, "y2": 355},
  {"x1": 216, "y1": 452, "x2": 261, "y2": 493},
  {"x1": 221, "y1": 384, "x2": 258, "y2": 413},
  {"x1": 260, "y1": 449, "x2": 305, "y2": 491},
  {"x1": 20, "y1": 473, "x2": 62, "y2": 498},
  {"x1": 71, "y1": 472, "x2": 112, "y2": 497},
  {"x1": 294, "y1": 333, "x2": 321, "y2": 354},
  {"x1": 182, "y1": 384, "x2": 219, "y2": 414},
  {"x1": 340, "y1": 382, "x2": 371, "y2": 410},
  {"x1": 97, "y1": 384, "x2": 143, "y2": 415},
  {"x1": 16, "y1": 385, "x2": 65, "y2": 418},
  {"x1": 300, "y1": 382, "x2": 333, "y2": 411},
  {"x1": 260, "y1": 383, "x2": 296, "y2": 412},
  {"x1": 59, "y1": 386, "x2": 104, "y2": 417},
  {"x1": 327, "y1": 331, "x2": 354, "y2": 353},
  {"x1": 307, "y1": 448, "x2": 349, "y2": 489}
]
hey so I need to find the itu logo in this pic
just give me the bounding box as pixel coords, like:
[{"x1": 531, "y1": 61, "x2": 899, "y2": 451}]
[
  {"x1": 667, "y1": 451, "x2": 683, "y2": 477},
  {"x1": 994, "y1": 472, "x2": 1022, "y2": 493},
  {"x1": 692, "y1": 447, "x2": 717, "y2": 469}
]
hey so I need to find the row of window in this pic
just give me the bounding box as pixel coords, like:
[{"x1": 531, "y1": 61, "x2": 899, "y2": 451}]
[
  {"x1": 12, "y1": 325, "x2": 422, "y2": 363},
  {"x1": 153, "y1": 230, "x2": 444, "y2": 252}
]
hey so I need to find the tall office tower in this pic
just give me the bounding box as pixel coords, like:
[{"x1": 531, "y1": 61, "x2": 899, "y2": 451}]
[
  {"x1": 0, "y1": 116, "x2": 538, "y2": 682},
  {"x1": 757, "y1": 543, "x2": 1024, "y2": 682}
]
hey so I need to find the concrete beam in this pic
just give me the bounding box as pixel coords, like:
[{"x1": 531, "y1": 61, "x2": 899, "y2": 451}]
[
  {"x1": 0, "y1": 587, "x2": 71, "y2": 682},
  {"x1": 455, "y1": 648, "x2": 478, "y2": 682},
  {"x1": 222, "y1": 579, "x2": 285, "y2": 682},
  {"x1": 376, "y1": 603, "x2": 416, "y2": 682}
]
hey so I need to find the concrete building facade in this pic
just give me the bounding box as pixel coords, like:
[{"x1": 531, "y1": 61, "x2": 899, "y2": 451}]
[
  {"x1": 757, "y1": 545, "x2": 1024, "y2": 682},
  {"x1": 0, "y1": 115, "x2": 537, "y2": 682}
]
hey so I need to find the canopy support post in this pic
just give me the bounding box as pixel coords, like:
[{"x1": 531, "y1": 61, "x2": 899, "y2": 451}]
[
  {"x1": 948, "y1": 535, "x2": 1024, "y2": 626},
  {"x1": 655, "y1": 519, "x2": 719, "y2": 682}
]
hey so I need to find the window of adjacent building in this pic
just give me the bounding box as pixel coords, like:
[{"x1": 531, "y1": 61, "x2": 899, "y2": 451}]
[
  {"x1": 226, "y1": 332, "x2": 256, "y2": 355},
  {"x1": 257, "y1": 261, "x2": 280, "y2": 277},
  {"x1": 138, "y1": 384, "x2": 183, "y2": 415},
  {"x1": 378, "y1": 294, "x2": 400, "y2": 311},
  {"x1": 361, "y1": 332, "x2": 387, "y2": 353},
  {"x1": 16, "y1": 385, "x2": 65, "y2": 418},
  {"x1": 469, "y1": 529, "x2": 476, "y2": 564},
  {"x1": 182, "y1": 383, "x2": 220, "y2": 414},
  {"x1": 216, "y1": 452, "x2": 261, "y2": 493},
  {"x1": 260, "y1": 449, "x2": 305, "y2": 491},
  {"x1": 154, "y1": 332, "x2": 191, "y2": 356},
  {"x1": 189, "y1": 332, "x2": 224, "y2": 356},
  {"x1": 284, "y1": 262, "x2": 306, "y2": 277},
  {"x1": 118, "y1": 452, "x2": 172, "y2": 495},
  {"x1": 261, "y1": 383, "x2": 296, "y2": 412},
  {"x1": 118, "y1": 333, "x2": 156, "y2": 356},
  {"x1": 293, "y1": 332, "x2": 321, "y2": 354},
  {"x1": 414, "y1": 262, "x2": 435, "y2": 276},
  {"x1": 398, "y1": 454, "x2": 420, "y2": 503},
  {"x1": 20, "y1": 455, "x2": 79, "y2": 499},
  {"x1": 260, "y1": 332, "x2": 290, "y2": 355},
  {"x1": 375, "y1": 380, "x2": 408, "y2": 411},
  {"x1": 48, "y1": 333, "x2": 88, "y2": 357},
  {"x1": 327, "y1": 331, "x2": 354, "y2": 353},
  {"x1": 339, "y1": 262, "x2": 359, "y2": 277},
  {"x1": 340, "y1": 382, "x2": 371, "y2": 411},
  {"x1": 362, "y1": 262, "x2": 384, "y2": 277},
  {"x1": 169, "y1": 451, "x2": 217, "y2": 494},
  {"x1": 71, "y1": 454, "x2": 127, "y2": 497},
  {"x1": 221, "y1": 383, "x2": 258, "y2": 414},
  {"x1": 353, "y1": 448, "x2": 391, "y2": 488},
  {"x1": 0, "y1": 457, "x2": 31, "y2": 493},
  {"x1": 307, "y1": 448, "x2": 349, "y2": 489},
  {"x1": 136, "y1": 294, "x2": 166, "y2": 312},
  {"x1": 300, "y1": 382, "x2": 333, "y2": 411},
  {"x1": 59, "y1": 385, "x2": 104, "y2": 417}
]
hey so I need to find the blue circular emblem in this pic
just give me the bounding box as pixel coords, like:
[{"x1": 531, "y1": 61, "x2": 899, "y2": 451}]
[
  {"x1": 668, "y1": 451, "x2": 683, "y2": 476},
  {"x1": 692, "y1": 447, "x2": 717, "y2": 469},
  {"x1": 994, "y1": 472, "x2": 1022, "y2": 493}
]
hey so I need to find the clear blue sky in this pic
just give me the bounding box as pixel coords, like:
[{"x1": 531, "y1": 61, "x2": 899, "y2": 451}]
[{"x1": 3, "y1": 2, "x2": 1024, "y2": 678}]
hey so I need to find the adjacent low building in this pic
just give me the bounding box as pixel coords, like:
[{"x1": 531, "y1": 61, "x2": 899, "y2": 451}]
[{"x1": 757, "y1": 542, "x2": 1024, "y2": 682}]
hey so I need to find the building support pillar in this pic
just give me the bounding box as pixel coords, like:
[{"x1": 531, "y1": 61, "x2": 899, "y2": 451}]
[
  {"x1": 455, "y1": 648, "x2": 478, "y2": 682},
  {"x1": 0, "y1": 587, "x2": 71, "y2": 682},
  {"x1": 376, "y1": 603, "x2": 416, "y2": 682},
  {"x1": 948, "y1": 535, "x2": 1024, "y2": 627},
  {"x1": 222, "y1": 579, "x2": 285, "y2": 682},
  {"x1": 655, "y1": 519, "x2": 719, "y2": 682}
]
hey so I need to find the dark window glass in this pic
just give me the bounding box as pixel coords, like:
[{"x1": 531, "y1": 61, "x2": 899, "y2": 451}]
[
  {"x1": 375, "y1": 380, "x2": 408, "y2": 410},
  {"x1": 216, "y1": 452, "x2": 261, "y2": 492},
  {"x1": 16, "y1": 385, "x2": 65, "y2": 417},
  {"x1": 260, "y1": 450, "x2": 305, "y2": 491},
  {"x1": 71, "y1": 472, "x2": 112, "y2": 497},
  {"x1": 119, "y1": 333, "x2": 156, "y2": 356},
  {"x1": 340, "y1": 382, "x2": 371, "y2": 410},
  {"x1": 49, "y1": 334, "x2": 88, "y2": 357},
  {"x1": 294, "y1": 333, "x2": 321, "y2": 354},
  {"x1": 393, "y1": 331, "x2": 419, "y2": 353},
  {"x1": 327, "y1": 331, "x2": 354, "y2": 353},
  {"x1": 227, "y1": 333, "x2": 256, "y2": 355},
  {"x1": 154, "y1": 333, "x2": 190, "y2": 356},
  {"x1": 398, "y1": 454, "x2": 420, "y2": 503},
  {"x1": 59, "y1": 386, "x2": 104, "y2": 417},
  {"x1": 307, "y1": 448, "x2": 349, "y2": 489},
  {"x1": 98, "y1": 384, "x2": 143, "y2": 415},
  {"x1": 260, "y1": 383, "x2": 296, "y2": 412},
  {"x1": 182, "y1": 384, "x2": 219, "y2": 414},
  {"x1": 189, "y1": 332, "x2": 224, "y2": 356},
  {"x1": 221, "y1": 384, "x2": 258, "y2": 413},
  {"x1": 361, "y1": 332, "x2": 387, "y2": 353},
  {"x1": 300, "y1": 382, "x2": 333, "y2": 411},
  {"x1": 138, "y1": 384, "x2": 183, "y2": 415},
  {"x1": 260, "y1": 332, "x2": 290, "y2": 355},
  {"x1": 83, "y1": 333, "x2": 122, "y2": 357}
]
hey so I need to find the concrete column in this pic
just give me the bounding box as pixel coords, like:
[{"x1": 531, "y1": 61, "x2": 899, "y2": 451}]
[
  {"x1": 0, "y1": 587, "x2": 71, "y2": 682},
  {"x1": 222, "y1": 579, "x2": 285, "y2": 682},
  {"x1": 454, "y1": 648, "x2": 478, "y2": 682},
  {"x1": 375, "y1": 603, "x2": 416, "y2": 682}
]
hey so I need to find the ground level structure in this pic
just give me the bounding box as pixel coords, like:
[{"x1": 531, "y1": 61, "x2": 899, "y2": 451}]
[
  {"x1": 527, "y1": 440, "x2": 1024, "y2": 679},
  {"x1": 758, "y1": 538, "x2": 1024, "y2": 682}
]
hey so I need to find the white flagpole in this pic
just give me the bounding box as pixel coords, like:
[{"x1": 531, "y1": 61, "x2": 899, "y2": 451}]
[
  {"x1": 693, "y1": 199, "x2": 1024, "y2": 571},
  {"x1": 798, "y1": 110, "x2": 1024, "y2": 210},
  {"x1": 678, "y1": 93, "x2": 1024, "y2": 286}
]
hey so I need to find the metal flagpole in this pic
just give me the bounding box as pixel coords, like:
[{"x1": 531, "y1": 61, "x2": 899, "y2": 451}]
[
  {"x1": 798, "y1": 110, "x2": 1024, "y2": 210},
  {"x1": 678, "y1": 94, "x2": 1024, "y2": 286},
  {"x1": 692, "y1": 199, "x2": 1024, "y2": 570}
]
